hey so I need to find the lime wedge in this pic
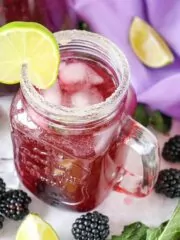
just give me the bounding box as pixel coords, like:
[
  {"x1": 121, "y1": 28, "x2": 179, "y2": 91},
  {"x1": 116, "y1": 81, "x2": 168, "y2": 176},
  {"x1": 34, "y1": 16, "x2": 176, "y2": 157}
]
[
  {"x1": 16, "y1": 213, "x2": 59, "y2": 240},
  {"x1": 0, "y1": 22, "x2": 60, "y2": 89},
  {"x1": 129, "y1": 17, "x2": 174, "y2": 68}
]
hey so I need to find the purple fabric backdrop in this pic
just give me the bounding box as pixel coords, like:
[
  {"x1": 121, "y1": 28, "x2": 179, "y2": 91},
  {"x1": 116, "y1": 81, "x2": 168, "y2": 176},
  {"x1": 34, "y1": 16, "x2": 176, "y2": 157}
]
[{"x1": 67, "y1": 0, "x2": 180, "y2": 119}]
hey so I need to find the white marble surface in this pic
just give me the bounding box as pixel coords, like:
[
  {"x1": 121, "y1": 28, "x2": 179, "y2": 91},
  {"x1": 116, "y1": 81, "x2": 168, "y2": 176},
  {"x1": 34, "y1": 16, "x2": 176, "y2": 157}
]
[
  {"x1": 0, "y1": 95, "x2": 180, "y2": 240},
  {"x1": 0, "y1": 95, "x2": 13, "y2": 160}
]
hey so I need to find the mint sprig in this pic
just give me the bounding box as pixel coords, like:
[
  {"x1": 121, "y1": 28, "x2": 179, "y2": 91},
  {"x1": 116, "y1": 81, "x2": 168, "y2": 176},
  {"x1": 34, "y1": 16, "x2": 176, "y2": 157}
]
[
  {"x1": 146, "y1": 222, "x2": 167, "y2": 240},
  {"x1": 112, "y1": 222, "x2": 148, "y2": 239},
  {"x1": 158, "y1": 202, "x2": 180, "y2": 240},
  {"x1": 111, "y1": 202, "x2": 180, "y2": 240},
  {"x1": 133, "y1": 104, "x2": 172, "y2": 134}
]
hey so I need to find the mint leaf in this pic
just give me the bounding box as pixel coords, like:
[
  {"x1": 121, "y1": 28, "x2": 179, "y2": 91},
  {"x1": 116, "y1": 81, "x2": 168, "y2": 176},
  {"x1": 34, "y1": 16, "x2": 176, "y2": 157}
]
[
  {"x1": 112, "y1": 236, "x2": 122, "y2": 240},
  {"x1": 149, "y1": 111, "x2": 172, "y2": 133},
  {"x1": 133, "y1": 104, "x2": 149, "y2": 127},
  {"x1": 157, "y1": 202, "x2": 180, "y2": 240},
  {"x1": 111, "y1": 222, "x2": 148, "y2": 240},
  {"x1": 146, "y1": 222, "x2": 167, "y2": 240},
  {"x1": 111, "y1": 202, "x2": 180, "y2": 240}
]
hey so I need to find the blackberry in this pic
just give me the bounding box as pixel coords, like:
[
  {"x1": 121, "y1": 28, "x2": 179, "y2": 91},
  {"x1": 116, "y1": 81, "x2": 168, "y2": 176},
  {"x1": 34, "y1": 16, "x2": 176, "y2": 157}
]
[
  {"x1": 72, "y1": 211, "x2": 109, "y2": 240},
  {"x1": 155, "y1": 168, "x2": 180, "y2": 198},
  {"x1": 0, "y1": 214, "x2": 4, "y2": 229},
  {"x1": 0, "y1": 189, "x2": 31, "y2": 221},
  {"x1": 162, "y1": 135, "x2": 180, "y2": 163},
  {"x1": 0, "y1": 177, "x2": 6, "y2": 199}
]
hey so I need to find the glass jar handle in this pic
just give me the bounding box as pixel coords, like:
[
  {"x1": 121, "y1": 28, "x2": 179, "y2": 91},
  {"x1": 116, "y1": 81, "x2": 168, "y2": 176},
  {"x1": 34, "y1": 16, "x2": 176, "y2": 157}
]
[{"x1": 113, "y1": 115, "x2": 160, "y2": 197}]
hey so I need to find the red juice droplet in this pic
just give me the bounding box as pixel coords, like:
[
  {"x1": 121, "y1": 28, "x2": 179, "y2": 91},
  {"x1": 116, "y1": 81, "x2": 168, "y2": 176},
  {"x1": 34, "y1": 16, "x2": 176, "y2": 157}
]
[{"x1": 124, "y1": 197, "x2": 133, "y2": 206}]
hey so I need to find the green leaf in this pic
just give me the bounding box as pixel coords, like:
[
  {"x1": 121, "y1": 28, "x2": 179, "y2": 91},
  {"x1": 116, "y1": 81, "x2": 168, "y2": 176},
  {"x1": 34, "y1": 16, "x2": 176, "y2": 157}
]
[
  {"x1": 146, "y1": 222, "x2": 167, "y2": 240},
  {"x1": 149, "y1": 111, "x2": 172, "y2": 133},
  {"x1": 157, "y1": 202, "x2": 180, "y2": 240},
  {"x1": 112, "y1": 236, "x2": 122, "y2": 240},
  {"x1": 133, "y1": 104, "x2": 149, "y2": 127},
  {"x1": 110, "y1": 202, "x2": 180, "y2": 240},
  {"x1": 111, "y1": 222, "x2": 148, "y2": 240},
  {"x1": 78, "y1": 21, "x2": 90, "y2": 31}
]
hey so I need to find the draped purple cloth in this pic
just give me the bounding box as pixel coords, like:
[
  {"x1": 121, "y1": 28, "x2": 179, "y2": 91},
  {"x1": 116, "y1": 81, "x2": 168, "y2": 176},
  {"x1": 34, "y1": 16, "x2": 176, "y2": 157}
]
[{"x1": 43, "y1": 0, "x2": 180, "y2": 119}]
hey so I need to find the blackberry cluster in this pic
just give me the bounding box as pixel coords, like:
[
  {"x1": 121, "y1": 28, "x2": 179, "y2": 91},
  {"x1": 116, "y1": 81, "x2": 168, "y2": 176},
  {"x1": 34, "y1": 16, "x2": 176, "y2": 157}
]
[
  {"x1": 72, "y1": 211, "x2": 109, "y2": 240},
  {"x1": 162, "y1": 135, "x2": 180, "y2": 163},
  {"x1": 0, "y1": 178, "x2": 6, "y2": 199},
  {"x1": 0, "y1": 190, "x2": 31, "y2": 221},
  {"x1": 155, "y1": 168, "x2": 180, "y2": 198}
]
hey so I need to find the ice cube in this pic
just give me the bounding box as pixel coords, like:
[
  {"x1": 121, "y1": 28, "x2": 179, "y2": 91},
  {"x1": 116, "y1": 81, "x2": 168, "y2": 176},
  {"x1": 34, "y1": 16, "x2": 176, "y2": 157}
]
[
  {"x1": 71, "y1": 91, "x2": 91, "y2": 108},
  {"x1": 59, "y1": 61, "x2": 67, "y2": 72},
  {"x1": 59, "y1": 62, "x2": 87, "y2": 85},
  {"x1": 87, "y1": 68, "x2": 104, "y2": 85},
  {"x1": 90, "y1": 88, "x2": 104, "y2": 104},
  {"x1": 71, "y1": 88, "x2": 103, "y2": 108},
  {"x1": 59, "y1": 62, "x2": 104, "y2": 92},
  {"x1": 43, "y1": 81, "x2": 61, "y2": 105}
]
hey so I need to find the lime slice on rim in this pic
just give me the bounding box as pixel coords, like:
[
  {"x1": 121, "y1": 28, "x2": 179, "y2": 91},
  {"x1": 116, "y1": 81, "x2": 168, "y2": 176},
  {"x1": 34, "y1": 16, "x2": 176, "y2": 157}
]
[
  {"x1": 16, "y1": 213, "x2": 59, "y2": 240},
  {"x1": 129, "y1": 17, "x2": 174, "y2": 68},
  {"x1": 0, "y1": 22, "x2": 60, "y2": 89}
]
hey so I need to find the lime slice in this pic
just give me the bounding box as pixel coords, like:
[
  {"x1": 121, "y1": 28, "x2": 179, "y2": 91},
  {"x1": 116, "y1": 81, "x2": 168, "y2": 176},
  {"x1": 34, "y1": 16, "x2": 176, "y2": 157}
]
[
  {"x1": 16, "y1": 213, "x2": 59, "y2": 240},
  {"x1": 0, "y1": 22, "x2": 60, "y2": 89},
  {"x1": 129, "y1": 17, "x2": 174, "y2": 68}
]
